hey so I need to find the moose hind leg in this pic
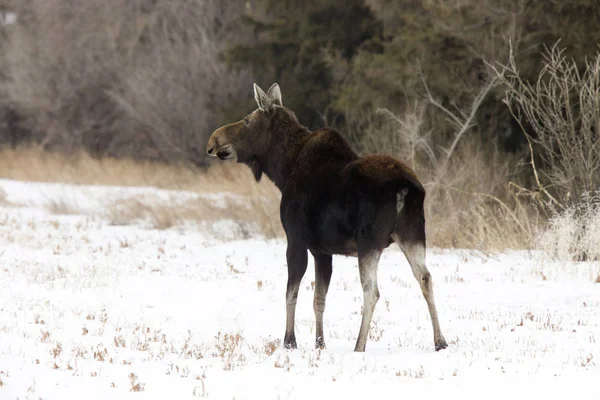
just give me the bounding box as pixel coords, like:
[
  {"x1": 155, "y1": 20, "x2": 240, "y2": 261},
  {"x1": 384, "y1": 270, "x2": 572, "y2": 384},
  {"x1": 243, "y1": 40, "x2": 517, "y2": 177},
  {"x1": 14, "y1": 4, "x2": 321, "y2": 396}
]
[
  {"x1": 284, "y1": 245, "x2": 308, "y2": 349},
  {"x1": 313, "y1": 253, "x2": 333, "y2": 349},
  {"x1": 394, "y1": 237, "x2": 447, "y2": 351},
  {"x1": 354, "y1": 249, "x2": 382, "y2": 352}
]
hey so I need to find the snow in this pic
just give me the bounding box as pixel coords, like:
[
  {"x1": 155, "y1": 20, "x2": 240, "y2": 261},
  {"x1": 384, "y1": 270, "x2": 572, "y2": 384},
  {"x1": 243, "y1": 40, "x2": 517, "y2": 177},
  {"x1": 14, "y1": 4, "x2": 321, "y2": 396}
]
[
  {"x1": 0, "y1": 179, "x2": 598, "y2": 399},
  {"x1": 0, "y1": 179, "x2": 242, "y2": 213}
]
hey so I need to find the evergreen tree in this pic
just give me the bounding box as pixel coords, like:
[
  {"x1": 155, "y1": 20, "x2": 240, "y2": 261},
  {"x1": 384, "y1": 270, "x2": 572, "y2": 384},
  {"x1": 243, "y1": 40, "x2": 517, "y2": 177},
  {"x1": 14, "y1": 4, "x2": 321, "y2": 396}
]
[{"x1": 223, "y1": 0, "x2": 382, "y2": 130}]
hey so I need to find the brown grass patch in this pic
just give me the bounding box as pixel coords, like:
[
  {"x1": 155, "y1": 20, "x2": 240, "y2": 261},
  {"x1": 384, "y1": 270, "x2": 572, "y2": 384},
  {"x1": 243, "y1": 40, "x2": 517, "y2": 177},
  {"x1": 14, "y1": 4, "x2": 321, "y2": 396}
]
[
  {"x1": 0, "y1": 148, "x2": 260, "y2": 193},
  {"x1": 0, "y1": 148, "x2": 283, "y2": 238},
  {"x1": 103, "y1": 189, "x2": 280, "y2": 238},
  {"x1": 213, "y1": 331, "x2": 246, "y2": 371},
  {"x1": 0, "y1": 146, "x2": 535, "y2": 248},
  {"x1": 262, "y1": 338, "x2": 280, "y2": 356},
  {"x1": 128, "y1": 373, "x2": 145, "y2": 392}
]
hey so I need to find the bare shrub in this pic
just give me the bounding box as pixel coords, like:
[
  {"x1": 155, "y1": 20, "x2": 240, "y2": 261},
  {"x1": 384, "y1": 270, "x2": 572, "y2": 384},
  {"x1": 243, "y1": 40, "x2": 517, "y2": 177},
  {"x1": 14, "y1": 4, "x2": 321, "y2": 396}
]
[
  {"x1": 1, "y1": 0, "x2": 137, "y2": 154},
  {"x1": 495, "y1": 43, "x2": 600, "y2": 209},
  {"x1": 425, "y1": 138, "x2": 535, "y2": 250},
  {"x1": 110, "y1": 0, "x2": 251, "y2": 165},
  {"x1": 370, "y1": 79, "x2": 534, "y2": 250},
  {"x1": 357, "y1": 103, "x2": 435, "y2": 171},
  {"x1": 490, "y1": 44, "x2": 600, "y2": 259},
  {"x1": 535, "y1": 192, "x2": 600, "y2": 262},
  {"x1": 0, "y1": 0, "x2": 248, "y2": 164}
]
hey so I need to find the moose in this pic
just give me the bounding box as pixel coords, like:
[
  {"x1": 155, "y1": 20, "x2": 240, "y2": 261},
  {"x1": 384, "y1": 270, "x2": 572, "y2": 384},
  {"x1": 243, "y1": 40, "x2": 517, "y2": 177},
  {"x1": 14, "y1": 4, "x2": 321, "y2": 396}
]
[{"x1": 206, "y1": 83, "x2": 448, "y2": 352}]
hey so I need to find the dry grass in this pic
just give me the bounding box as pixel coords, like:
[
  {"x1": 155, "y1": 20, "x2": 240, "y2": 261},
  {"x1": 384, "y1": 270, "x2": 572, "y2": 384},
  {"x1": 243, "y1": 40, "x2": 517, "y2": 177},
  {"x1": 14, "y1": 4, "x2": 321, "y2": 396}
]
[
  {"x1": 128, "y1": 373, "x2": 145, "y2": 392},
  {"x1": 0, "y1": 147, "x2": 261, "y2": 193},
  {"x1": 0, "y1": 144, "x2": 538, "y2": 249},
  {"x1": 213, "y1": 331, "x2": 246, "y2": 371},
  {"x1": 423, "y1": 139, "x2": 536, "y2": 251},
  {"x1": 0, "y1": 148, "x2": 283, "y2": 238},
  {"x1": 104, "y1": 192, "x2": 281, "y2": 238},
  {"x1": 341, "y1": 68, "x2": 539, "y2": 251},
  {"x1": 370, "y1": 100, "x2": 537, "y2": 251}
]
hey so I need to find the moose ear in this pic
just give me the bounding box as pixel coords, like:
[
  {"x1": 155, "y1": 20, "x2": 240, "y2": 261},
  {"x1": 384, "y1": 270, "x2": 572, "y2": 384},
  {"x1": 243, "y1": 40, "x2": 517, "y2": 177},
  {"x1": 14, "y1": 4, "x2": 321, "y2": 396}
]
[
  {"x1": 266, "y1": 83, "x2": 282, "y2": 107},
  {"x1": 254, "y1": 83, "x2": 272, "y2": 111}
]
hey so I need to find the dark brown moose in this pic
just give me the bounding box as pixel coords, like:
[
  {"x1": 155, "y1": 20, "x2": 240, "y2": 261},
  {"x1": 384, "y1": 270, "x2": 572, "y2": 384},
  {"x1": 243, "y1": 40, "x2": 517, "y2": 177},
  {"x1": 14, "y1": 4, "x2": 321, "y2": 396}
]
[{"x1": 206, "y1": 83, "x2": 448, "y2": 352}]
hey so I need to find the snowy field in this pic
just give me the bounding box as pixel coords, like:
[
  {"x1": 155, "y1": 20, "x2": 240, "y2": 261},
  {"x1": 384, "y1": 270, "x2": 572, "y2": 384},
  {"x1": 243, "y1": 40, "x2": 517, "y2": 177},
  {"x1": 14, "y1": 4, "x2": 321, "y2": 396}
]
[{"x1": 0, "y1": 178, "x2": 599, "y2": 399}]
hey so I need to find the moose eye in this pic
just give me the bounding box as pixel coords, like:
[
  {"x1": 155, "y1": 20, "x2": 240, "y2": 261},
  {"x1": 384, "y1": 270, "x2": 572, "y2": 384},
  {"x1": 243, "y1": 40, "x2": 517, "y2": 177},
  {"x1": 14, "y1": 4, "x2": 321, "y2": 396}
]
[{"x1": 244, "y1": 118, "x2": 250, "y2": 126}]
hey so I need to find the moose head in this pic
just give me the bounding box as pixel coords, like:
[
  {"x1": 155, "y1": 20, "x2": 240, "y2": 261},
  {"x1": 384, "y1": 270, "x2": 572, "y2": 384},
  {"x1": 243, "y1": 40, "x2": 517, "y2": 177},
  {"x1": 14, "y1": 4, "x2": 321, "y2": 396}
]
[{"x1": 206, "y1": 83, "x2": 285, "y2": 181}]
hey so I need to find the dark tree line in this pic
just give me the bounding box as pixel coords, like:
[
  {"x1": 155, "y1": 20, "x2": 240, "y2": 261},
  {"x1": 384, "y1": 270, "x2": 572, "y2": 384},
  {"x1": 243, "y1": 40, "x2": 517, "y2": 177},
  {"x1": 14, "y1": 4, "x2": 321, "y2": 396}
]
[{"x1": 0, "y1": 0, "x2": 599, "y2": 167}]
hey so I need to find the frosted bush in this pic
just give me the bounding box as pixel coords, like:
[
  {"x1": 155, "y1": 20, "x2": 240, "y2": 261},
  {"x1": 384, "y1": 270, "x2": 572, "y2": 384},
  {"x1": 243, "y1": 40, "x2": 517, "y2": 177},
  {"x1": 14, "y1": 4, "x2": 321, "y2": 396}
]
[{"x1": 535, "y1": 193, "x2": 600, "y2": 261}]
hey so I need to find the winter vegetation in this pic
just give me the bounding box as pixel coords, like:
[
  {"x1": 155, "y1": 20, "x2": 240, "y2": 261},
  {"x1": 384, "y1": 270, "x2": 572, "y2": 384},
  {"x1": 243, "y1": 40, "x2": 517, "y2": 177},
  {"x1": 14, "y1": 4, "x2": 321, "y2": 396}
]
[
  {"x1": 0, "y1": 176, "x2": 598, "y2": 399},
  {"x1": 0, "y1": 0, "x2": 599, "y2": 398}
]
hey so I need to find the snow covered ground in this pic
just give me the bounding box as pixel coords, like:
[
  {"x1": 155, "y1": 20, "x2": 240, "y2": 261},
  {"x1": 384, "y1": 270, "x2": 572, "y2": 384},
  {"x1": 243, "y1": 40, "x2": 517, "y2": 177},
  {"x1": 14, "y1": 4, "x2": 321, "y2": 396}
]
[{"x1": 0, "y1": 179, "x2": 598, "y2": 399}]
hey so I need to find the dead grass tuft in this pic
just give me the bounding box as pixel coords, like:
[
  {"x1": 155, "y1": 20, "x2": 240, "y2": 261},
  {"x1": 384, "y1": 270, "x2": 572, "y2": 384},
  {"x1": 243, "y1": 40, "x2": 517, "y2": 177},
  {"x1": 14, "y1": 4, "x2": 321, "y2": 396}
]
[
  {"x1": 51, "y1": 342, "x2": 62, "y2": 359},
  {"x1": 40, "y1": 330, "x2": 50, "y2": 342},
  {"x1": 395, "y1": 365, "x2": 425, "y2": 378},
  {"x1": 262, "y1": 338, "x2": 281, "y2": 356},
  {"x1": 274, "y1": 354, "x2": 294, "y2": 372},
  {"x1": 93, "y1": 344, "x2": 108, "y2": 362},
  {"x1": 368, "y1": 318, "x2": 384, "y2": 341},
  {"x1": 128, "y1": 373, "x2": 145, "y2": 392},
  {"x1": 213, "y1": 331, "x2": 246, "y2": 371}
]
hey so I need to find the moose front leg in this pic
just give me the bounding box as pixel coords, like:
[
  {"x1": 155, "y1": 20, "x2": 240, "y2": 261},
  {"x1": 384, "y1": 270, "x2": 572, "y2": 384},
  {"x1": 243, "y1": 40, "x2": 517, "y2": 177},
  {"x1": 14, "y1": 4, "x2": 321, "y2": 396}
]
[
  {"x1": 283, "y1": 244, "x2": 308, "y2": 349},
  {"x1": 312, "y1": 253, "x2": 332, "y2": 349}
]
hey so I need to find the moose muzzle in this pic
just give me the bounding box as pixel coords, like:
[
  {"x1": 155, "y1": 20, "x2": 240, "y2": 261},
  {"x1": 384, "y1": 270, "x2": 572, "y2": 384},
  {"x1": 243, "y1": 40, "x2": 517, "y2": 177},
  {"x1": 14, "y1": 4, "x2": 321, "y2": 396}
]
[{"x1": 206, "y1": 123, "x2": 239, "y2": 160}]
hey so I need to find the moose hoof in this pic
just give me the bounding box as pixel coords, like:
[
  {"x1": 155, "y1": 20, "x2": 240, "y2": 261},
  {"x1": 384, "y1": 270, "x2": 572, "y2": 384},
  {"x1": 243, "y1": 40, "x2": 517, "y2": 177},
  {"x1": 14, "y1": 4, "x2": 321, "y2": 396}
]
[
  {"x1": 435, "y1": 338, "x2": 448, "y2": 351},
  {"x1": 353, "y1": 342, "x2": 366, "y2": 352},
  {"x1": 315, "y1": 337, "x2": 326, "y2": 350},
  {"x1": 284, "y1": 341, "x2": 297, "y2": 350},
  {"x1": 283, "y1": 334, "x2": 297, "y2": 350}
]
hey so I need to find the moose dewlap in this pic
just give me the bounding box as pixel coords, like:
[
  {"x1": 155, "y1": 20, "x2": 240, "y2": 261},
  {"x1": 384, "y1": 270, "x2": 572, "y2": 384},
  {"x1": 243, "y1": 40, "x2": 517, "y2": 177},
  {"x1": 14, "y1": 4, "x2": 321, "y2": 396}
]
[{"x1": 206, "y1": 83, "x2": 447, "y2": 352}]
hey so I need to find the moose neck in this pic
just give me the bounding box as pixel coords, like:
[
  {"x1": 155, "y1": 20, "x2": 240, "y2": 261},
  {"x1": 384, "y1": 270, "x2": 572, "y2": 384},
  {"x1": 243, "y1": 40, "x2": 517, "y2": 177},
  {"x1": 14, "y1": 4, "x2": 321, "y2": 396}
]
[{"x1": 258, "y1": 108, "x2": 309, "y2": 191}]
